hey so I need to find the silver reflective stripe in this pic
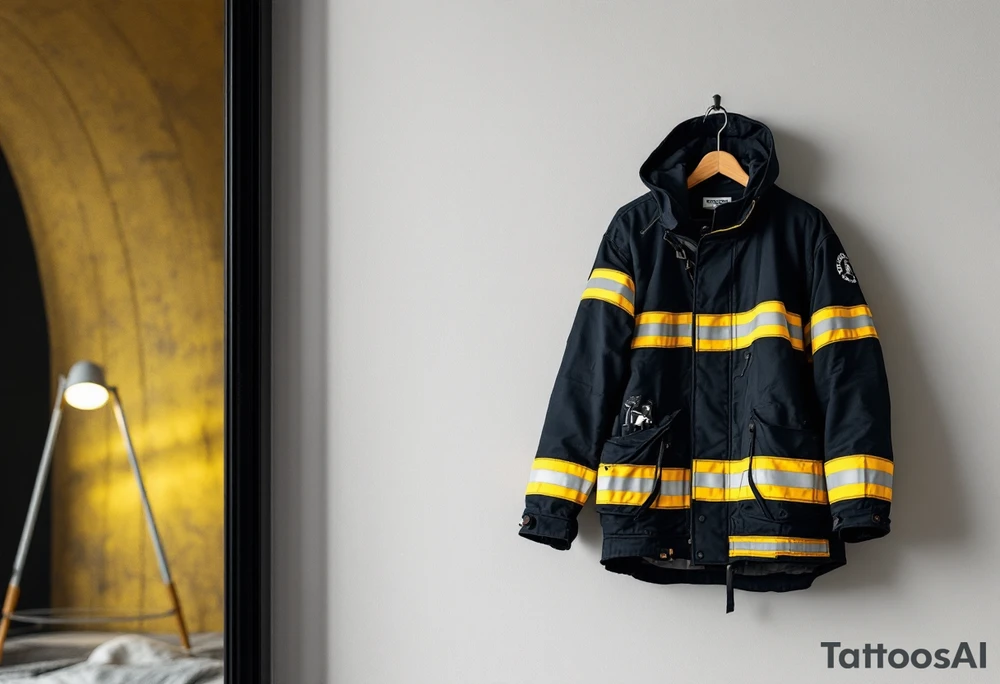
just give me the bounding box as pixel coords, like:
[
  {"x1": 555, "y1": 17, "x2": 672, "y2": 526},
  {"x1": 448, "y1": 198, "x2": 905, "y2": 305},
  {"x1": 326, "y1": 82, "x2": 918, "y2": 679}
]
[
  {"x1": 530, "y1": 469, "x2": 594, "y2": 495},
  {"x1": 738, "y1": 469, "x2": 823, "y2": 490},
  {"x1": 693, "y1": 472, "x2": 726, "y2": 489},
  {"x1": 825, "y1": 467, "x2": 893, "y2": 490},
  {"x1": 634, "y1": 322, "x2": 693, "y2": 339},
  {"x1": 810, "y1": 314, "x2": 875, "y2": 338},
  {"x1": 598, "y1": 475, "x2": 690, "y2": 497},
  {"x1": 586, "y1": 277, "x2": 634, "y2": 304},
  {"x1": 693, "y1": 469, "x2": 824, "y2": 491},
  {"x1": 697, "y1": 311, "x2": 803, "y2": 341},
  {"x1": 730, "y1": 539, "x2": 829, "y2": 554}
]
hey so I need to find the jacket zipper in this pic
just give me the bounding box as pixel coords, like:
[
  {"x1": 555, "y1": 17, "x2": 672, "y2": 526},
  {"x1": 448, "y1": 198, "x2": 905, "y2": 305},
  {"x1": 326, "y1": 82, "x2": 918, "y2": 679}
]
[
  {"x1": 689, "y1": 200, "x2": 758, "y2": 557},
  {"x1": 738, "y1": 350, "x2": 753, "y2": 377}
]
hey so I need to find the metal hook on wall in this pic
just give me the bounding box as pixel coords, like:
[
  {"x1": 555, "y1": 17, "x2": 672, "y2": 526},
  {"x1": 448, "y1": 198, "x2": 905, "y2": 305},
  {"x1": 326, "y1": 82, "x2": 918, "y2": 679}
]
[{"x1": 703, "y1": 94, "x2": 728, "y2": 152}]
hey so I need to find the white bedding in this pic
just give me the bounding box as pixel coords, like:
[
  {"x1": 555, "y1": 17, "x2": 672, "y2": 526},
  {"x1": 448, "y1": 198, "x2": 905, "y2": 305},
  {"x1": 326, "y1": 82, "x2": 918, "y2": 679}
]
[{"x1": 0, "y1": 634, "x2": 222, "y2": 684}]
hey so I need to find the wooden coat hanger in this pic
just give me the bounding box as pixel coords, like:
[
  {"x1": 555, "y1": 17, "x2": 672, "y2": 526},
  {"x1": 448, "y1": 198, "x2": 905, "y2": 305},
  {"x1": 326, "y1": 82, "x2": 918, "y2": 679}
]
[{"x1": 686, "y1": 95, "x2": 749, "y2": 189}]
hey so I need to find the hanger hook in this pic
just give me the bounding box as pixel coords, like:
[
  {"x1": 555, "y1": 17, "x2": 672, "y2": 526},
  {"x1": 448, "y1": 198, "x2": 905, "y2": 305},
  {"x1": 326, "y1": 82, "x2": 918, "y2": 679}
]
[{"x1": 703, "y1": 94, "x2": 727, "y2": 152}]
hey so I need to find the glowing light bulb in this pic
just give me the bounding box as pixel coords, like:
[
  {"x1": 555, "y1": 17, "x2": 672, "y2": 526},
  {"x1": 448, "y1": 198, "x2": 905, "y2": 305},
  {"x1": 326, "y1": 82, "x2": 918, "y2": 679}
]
[{"x1": 64, "y1": 381, "x2": 110, "y2": 410}]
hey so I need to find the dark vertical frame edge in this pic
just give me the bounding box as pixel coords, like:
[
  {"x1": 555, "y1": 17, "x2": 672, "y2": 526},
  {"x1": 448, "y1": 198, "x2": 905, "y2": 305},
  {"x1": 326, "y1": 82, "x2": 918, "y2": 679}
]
[{"x1": 224, "y1": 0, "x2": 272, "y2": 682}]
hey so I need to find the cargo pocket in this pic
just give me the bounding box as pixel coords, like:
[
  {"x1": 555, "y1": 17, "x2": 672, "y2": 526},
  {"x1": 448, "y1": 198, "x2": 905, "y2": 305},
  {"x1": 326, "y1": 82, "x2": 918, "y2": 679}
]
[
  {"x1": 596, "y1": 410, "x2": 687, "y2": 521},
  {"x1": 736, "y1": 409, "x2": 829, "y2": 532}
]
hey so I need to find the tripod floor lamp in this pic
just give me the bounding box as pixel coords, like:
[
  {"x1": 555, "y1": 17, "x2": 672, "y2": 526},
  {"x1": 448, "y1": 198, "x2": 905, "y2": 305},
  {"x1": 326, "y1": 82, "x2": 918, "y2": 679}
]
[{"x1": 0, "y1": 360, "x2": 189, "y2": 663}]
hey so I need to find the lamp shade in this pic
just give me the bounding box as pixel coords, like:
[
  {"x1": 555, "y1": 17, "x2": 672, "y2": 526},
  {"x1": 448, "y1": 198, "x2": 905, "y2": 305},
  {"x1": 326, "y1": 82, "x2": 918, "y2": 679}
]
[{"x1": 63, "y1": 360, "x2": 110, "y2": 410}]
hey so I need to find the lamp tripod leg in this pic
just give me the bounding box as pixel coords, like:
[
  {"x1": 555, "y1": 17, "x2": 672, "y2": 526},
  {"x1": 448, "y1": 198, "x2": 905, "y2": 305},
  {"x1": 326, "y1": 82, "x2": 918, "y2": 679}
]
[
  {"x1": 166, "y1": 581, "x2": 190, "y2": 650},
  {"x1": 0, "y1": 585, "x2": 21, "y2": 663},
  {"x1": 111, "y1": 389, "x2": 191, "y2": 652},
  {"x1": 0, "y1": 377, "x2": 66, "y2": 664}
]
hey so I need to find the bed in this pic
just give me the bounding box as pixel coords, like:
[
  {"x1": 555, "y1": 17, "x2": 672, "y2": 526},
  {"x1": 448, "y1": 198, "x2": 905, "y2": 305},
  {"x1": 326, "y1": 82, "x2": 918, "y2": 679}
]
[{"x1": 0, "y1": 632, "x2": 222, "y2": 683}]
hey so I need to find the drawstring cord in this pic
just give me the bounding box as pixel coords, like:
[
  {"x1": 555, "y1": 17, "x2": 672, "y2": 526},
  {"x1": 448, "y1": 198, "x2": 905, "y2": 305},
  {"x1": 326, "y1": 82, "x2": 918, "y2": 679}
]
[
  {"x1": 726, "y1": 564, "x2": 735, "y2": 613},
  {"x1": 745, "y1": 418, "x2": 775, "y2": 522},
  {"x1": 634, "y1": 441, "x2": 668, "y2": 520}
]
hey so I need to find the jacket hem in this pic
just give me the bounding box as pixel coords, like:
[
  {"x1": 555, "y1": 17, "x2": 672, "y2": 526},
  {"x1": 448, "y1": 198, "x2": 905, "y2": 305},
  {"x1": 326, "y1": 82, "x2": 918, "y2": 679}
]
[{"x1": 600, "y1": 534, "x2": 844, "y2": 592}]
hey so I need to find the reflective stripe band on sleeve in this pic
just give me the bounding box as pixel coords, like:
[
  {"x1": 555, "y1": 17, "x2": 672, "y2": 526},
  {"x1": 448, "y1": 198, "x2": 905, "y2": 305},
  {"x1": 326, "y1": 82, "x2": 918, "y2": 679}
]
[
  {"x1": 809, "y1": 304, "x2": 878, "y2": 353},
  {"x1": 631, "y1": 301, "x2": 804, "y2": 352},
  {"x1": 729, "y1": 535, "x2": 830, "y2": 559},
  {"x1": 824, "y1": 454, "x2": 893, "y2": 503},
  {"x1": 526, "y1": 458, "x2": 597, "y2": 505},
  {"x1": 596, "y1": 464, "x2": 691, "y2": 509},
  {"x1": 581, "y1": 268, "x2": 635, "y2": 315},
  {"x1": 693, "y1": 456, "x2": 827, "y2": 504}
]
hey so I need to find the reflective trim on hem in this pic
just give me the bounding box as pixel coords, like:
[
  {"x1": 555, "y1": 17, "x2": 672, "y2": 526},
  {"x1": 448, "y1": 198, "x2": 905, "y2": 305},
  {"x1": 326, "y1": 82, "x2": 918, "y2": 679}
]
[{"x1": 728, "y1": 535, "x2": 831, "y2": 559}]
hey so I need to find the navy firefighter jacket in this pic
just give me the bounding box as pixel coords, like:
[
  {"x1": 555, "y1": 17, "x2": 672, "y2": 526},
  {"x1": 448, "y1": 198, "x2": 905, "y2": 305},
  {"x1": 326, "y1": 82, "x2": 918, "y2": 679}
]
[{"x1": 518, "y1": 113, "x2": 893, "y2": 611}]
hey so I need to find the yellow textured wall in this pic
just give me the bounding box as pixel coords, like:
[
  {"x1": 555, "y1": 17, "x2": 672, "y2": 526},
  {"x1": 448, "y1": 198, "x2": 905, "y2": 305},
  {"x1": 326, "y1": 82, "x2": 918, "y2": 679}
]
[{"x1": 0, "y1": 0, "x2": 223, "y2": 632}]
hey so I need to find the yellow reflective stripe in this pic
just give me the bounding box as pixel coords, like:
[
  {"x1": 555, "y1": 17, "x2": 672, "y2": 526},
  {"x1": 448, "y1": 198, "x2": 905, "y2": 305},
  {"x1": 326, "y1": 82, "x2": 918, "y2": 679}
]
[
  {"x1": 531, "y1": 457, "x2": 598, "y2": 483},
  {"x1": 824, "y1": 454, "x2": 893, "y2": 475},
  {"x1": 526, "y1": 458, "x2": 597, "y2": 504},
  {"x1": 828, "y1": 483, "x2": 892, "y2": 503},
  {"x1": 599, "y1": 464, "x2": 688, "y2": 480},
  {"x1": 581, "y1": 268, "x2": 636, "y2": 315},
  {"x1": 632, "y1": 336, "x2": 692, "y2": 349},
  {"x1": 810, "y1": 304, "x2": 871, "y2": 324},
  {"x1": 693, "y1": 456, "x2": 824, "y2": 474},
  {"x1": 698, "y1": 301, "x2": 802, "y2": 327},
  {"x1": 525, "y1": 481, "x2": 589, "y2": 504},
  {"x1": 589, "y1": 268, "x2": 635, "y2": 292},
  {"x1": 728, "y1": 535, "x2": 830, "y2": 558},
  {"x1": 632, "y1": 301, "x2": 805, "y2": 351},
  {"x1": 581, "y1": 288, "x2": 634, "y2": 315},
  {"x1": 694, "y1": 484, "x2": 827, "y2": 504},
  {"x1": 693, "y1": 456, "x2": 828, "y2": 504},
  {"x1": 812, "y1": 326, "x2": 878, "y2": 352},
  {"x1": 695, "y1": 328, "x2": 805, "y2": 352},
  {"x1": 596, "y1": 465, "x2": 691, "y2": 509},
  {"x1": 825, "y1": 454, "x2": 893, "y2": 503},
  {"x1": 595, "y1": 491, "x2": 691, "y2": 508},
  {"x1": 632, "y1": 311, "x2": 693, "y2": 349},
  {"x1": 809, "y1": 304, "x2": 878, "y2": 353},
  {"x1": 635, "y1": 311, "x2": 694, "y2": 325}
]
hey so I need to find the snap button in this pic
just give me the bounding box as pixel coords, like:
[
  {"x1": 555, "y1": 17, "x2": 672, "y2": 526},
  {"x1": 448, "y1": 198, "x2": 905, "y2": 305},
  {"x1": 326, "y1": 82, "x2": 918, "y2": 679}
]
[
  {"x1": 520, "y1": 515, "x2": 533, "y2": 529},
  {"x1": 697, "y1": 514, "x2": 706, "y2": 523},
  {"x1": 696, "y1": 551, "x2": 704, "y2": 559},
  {"x1": 872, "y1": 514, "x2": 882, "y2": 523}
]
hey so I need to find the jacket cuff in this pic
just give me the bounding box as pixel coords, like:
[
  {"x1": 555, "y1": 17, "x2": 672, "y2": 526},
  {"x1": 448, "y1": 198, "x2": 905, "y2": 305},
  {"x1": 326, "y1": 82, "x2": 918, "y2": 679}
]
[
  {"x1": 832, "y1": 505, "x2": 891, "y2": 543},
  {"x1": 518, "y1": 512, "x2": 577, "y2": 550}
]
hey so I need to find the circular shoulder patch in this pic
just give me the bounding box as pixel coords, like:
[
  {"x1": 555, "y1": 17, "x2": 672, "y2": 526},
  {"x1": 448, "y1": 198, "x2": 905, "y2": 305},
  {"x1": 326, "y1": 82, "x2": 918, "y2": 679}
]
[{"x1": 836, "y1": 252, "x2": 857, "y2": 283}]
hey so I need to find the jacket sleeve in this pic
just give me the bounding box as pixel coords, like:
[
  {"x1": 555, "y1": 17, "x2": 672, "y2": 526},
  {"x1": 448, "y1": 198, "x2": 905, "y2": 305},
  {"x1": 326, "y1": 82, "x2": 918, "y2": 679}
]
[
  {"x1": 808, "y1": 220, "x2": 894, "y2": 543},
  {"x1": 518, "y1": 224, "x2": 635, "y2": 550}
]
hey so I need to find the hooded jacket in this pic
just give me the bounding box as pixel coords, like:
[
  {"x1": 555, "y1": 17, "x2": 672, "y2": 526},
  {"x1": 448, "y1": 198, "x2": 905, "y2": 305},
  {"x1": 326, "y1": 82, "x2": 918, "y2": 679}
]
[{"x1": 518, "y1": 113, "x2": 893, "y2": 611}]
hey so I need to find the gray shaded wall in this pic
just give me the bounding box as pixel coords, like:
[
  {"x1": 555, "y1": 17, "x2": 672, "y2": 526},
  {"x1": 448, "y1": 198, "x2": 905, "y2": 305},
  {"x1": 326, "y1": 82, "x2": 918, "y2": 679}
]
[{"x1": 273, "y1": 2, "x2": 1000, "y2": 681}]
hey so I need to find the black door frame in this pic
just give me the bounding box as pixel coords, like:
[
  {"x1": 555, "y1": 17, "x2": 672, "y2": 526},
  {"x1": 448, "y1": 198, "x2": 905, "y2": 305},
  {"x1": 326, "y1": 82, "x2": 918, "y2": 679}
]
[{"x1": 225, "y1": 0, "x2": 272, "y2": 681}]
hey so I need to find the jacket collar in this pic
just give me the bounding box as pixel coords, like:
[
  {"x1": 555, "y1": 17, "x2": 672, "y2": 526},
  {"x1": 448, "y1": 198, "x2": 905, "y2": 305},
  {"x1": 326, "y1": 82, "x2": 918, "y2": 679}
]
[{"x1": 639, "y1": 113, "x2": 779, "y2": 233}]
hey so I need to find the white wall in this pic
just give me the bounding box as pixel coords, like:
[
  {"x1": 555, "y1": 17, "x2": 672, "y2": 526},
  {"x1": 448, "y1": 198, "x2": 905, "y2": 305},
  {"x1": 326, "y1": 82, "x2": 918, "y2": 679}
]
[{"x1": 273, "y1": 2, "x2": 1000, "y2": 682}]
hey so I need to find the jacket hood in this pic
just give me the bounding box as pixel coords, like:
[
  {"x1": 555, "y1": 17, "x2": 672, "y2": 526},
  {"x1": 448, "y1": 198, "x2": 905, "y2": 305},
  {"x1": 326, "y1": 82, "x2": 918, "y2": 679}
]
[{"x1": 639, "y1": 112, "x2": 779, "y2": 231}]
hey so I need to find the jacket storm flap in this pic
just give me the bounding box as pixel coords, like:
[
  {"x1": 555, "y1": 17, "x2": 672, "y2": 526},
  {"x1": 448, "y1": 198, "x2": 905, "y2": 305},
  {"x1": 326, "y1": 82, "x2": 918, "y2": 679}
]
[{"x1": 518, "y1": 113, "x2": 893, "y2": 607}]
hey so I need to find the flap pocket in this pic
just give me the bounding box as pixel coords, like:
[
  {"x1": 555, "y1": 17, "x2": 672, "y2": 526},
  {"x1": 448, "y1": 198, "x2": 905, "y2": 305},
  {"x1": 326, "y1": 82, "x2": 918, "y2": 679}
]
[{"x1": 746, "y1": 409, "x2": 823, "y2": 460}]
